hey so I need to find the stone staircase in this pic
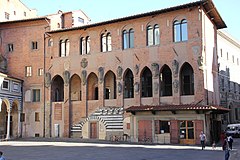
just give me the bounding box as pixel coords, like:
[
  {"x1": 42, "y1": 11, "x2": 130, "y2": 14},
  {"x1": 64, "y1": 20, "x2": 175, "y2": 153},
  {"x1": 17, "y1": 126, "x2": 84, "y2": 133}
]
[{"x1": 71, "y1": 107, "x2": 124, "y2": 136}]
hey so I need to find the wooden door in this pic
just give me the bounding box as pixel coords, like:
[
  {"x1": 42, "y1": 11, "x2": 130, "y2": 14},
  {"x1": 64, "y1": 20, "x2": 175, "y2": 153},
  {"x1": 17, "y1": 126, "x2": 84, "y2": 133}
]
[
  {"x1": 138, "y1": 120, "x2": 152, "y2": 142},
  {"x1": 90, "y1": 122, "x2": 97, "y2": 139}
]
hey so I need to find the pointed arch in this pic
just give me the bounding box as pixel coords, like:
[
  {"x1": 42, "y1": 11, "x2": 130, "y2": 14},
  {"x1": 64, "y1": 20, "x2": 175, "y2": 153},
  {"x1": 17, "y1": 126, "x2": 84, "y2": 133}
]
[
  {"x1": 104, "y1": 71, "x2": 116, "y2": 99},
  {"x1": 51, "y1": 75, "x2": 64, "y2": 102},
  {"x1": 123, "y1": 69, "x2": 134, "y2": 98},
  {"x1": 87, "y1": 72, "x2": 98, "y2": 100},
  {"x1": 180, "y1": 62, "x2": 194, "y2": 95},
  {"x1": 70, "y1": 74, "x2": 82, "y2": 101},
  {"x1": 141, "y1": 67, "x2": 152, "y2": 97},
  {"x1": 160, "y1": 65, "x2": 172, "y2": 96}
]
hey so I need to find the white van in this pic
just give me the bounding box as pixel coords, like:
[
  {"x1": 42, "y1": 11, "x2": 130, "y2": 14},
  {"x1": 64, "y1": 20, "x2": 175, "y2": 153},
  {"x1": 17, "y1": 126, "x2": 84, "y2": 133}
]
[{"x1": 226, "y1": 124, "x2": 240, "y2": 137}]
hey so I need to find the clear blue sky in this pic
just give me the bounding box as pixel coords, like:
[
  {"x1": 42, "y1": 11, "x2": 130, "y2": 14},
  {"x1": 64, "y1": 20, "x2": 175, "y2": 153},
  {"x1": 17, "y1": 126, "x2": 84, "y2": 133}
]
[{"x1": 21, "y1": 0, "x2": 239, "y2": 41}]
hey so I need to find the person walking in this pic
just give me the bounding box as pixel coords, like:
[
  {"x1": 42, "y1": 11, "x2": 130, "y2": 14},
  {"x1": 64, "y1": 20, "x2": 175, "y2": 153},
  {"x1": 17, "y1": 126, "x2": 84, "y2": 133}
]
[
  {"x1": 199, "y1": 131, "x2": 206, "y2": 150},
  {"x1": 227, "y1": 135, "x2": 233, "y2": 150},
  {"x1": 0, "y1": 151, "x2": 6, "y2": 160},
  {"x1": 222, "y1": 135, "x2": 230, "y2": 160}
]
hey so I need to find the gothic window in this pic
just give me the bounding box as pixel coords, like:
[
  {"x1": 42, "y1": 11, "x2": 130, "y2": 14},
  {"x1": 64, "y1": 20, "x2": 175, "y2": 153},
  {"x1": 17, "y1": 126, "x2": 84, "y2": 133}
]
[
  {"x1": 141, "y1": 67, "x2": 152, "y2": 97},
  {"x1": 180, "y1": 63, "x2": 194, "y2": 95},
  {"x1": 160, "y1": 65, "x2": 172, "y2": 96},
  {"x1": 123, "y1": 29, "x2": 134, "y2": 49},
  {"x1": 173, "y1": 19, "x2": 188, "y2": 42},
  {"x1": 147, "y1": 24, "x2": 160, "y2": 46},
  {"x1": 124, "y1": 69, "x2": 134, "y2": 98}
]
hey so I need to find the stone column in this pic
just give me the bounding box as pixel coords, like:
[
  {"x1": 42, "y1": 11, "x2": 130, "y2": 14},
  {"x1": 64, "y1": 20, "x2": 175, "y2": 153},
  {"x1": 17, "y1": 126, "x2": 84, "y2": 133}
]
[
  {"x1": 6, "y1": 108, "x2": 11, "y2": 139},
  {"x1": 18, "y1": 108, "x2": 21, "y2": 138}
]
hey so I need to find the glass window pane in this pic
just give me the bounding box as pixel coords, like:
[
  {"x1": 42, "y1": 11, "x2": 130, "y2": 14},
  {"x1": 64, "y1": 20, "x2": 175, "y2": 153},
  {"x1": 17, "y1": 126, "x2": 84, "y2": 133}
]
[
  {"x1": 86, "y1": 37, "x2": 90, "y2": 54},
  {"x1": 123, "y1": 31, "x2": 128, "y2": 49},
  {"x1": 180, "y1": 129, "x2": 186, "y2": 139},
  {"x1": 187, "y1": 121, "x2": 194, "y2": 127},
  {"x1": 60, "y1": 40, "x2": 65, "y2": 57},
  {"x1": 101, "y1": 34, "x2": 106, "y2": 52},
  {"x1": 65, "y1": 39, "x2": 70, "y2": 56},
  {"x1": 174, "y1": 21, "x2": 181, "y2": 42},
  {"x1": 107, "y1": 34, "x2": 112, "y2": 51},
  {"x1": 81, "y1": 38, "x2": 85, "y2": 55},
  {"x1": 188, "y1": 128, "x2": 194, "y2": 139},
  {"x1": 154, "y1": 25, "x2": 160, "y2": 45},
  {"x1": 147, "y1": 26, "x2": 153, "y2": 46},
  {"x1": 181, "y1": 21, "x2": 188, "y2": 41},
  {"x1": 129, "y1": 29, "x2": 134, "y2": 48}
]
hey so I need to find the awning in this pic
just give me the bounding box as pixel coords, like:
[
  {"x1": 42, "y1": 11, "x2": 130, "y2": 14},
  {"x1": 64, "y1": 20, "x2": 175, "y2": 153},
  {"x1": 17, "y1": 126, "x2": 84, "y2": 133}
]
[{"x1": 126, "y1": 104, "x2": 230, "y2": 114}]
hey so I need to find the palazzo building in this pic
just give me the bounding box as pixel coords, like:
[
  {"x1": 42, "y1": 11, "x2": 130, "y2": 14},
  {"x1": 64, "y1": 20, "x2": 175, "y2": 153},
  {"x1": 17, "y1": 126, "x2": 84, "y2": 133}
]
[{"x1": 0, "y1": 0, "x2": 235, "y2": 145}]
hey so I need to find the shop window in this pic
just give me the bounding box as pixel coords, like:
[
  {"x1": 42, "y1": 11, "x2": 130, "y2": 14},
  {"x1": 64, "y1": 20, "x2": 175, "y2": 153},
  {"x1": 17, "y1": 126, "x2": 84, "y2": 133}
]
[
  {"x1": 179, "y1": 120, "x2": 194, "y2": 139},
  {"x1": 155, "y1": 120, "x2": 170, "y2": 134}
]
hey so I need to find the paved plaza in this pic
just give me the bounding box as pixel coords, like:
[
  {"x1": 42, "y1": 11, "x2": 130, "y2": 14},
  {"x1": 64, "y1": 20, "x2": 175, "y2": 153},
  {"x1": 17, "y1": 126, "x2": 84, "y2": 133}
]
[{"x1": 0, "y1": 138, "x2": 239, "y2": 160}]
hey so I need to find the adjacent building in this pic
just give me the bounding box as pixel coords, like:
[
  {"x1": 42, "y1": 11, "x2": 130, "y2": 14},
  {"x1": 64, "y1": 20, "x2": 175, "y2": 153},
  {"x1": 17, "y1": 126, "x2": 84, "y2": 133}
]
[
  {"x1": 0, "y1": 0, "x2": 37, "y2": 22},
  {"x1": 1, "y1": 0, "x2": 237, "y2": 145}
]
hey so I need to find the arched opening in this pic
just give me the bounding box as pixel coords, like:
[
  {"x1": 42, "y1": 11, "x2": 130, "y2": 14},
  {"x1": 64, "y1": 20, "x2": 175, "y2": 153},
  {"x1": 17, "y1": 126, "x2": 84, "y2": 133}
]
[
  {"x1": 104, "y1": 71, "x2": 116, "y2": 99},
  {"x1": 51, "y1": 75, "x2": 64, "y2": 102},
  {"x1": 180, "y1": 63, "x2": 194, "y2": 95},
  {"x1": 123, "y1": 69, "x2": 134, "y2": 98},
  {"x1": 70, "y1": 74, "x2": 81, "y2": 101},
  {"x1": 0, "y1": 100, "x2": 8, "y2": 138},
  {"x1": 87, "y1": 73, "x2": 98, "y2": 100},
  {"x1": 160, "y1": 65, "x2": 172, "y2": 96},
  {"x1": 141, "y1": 67, "x2": 152, "y2": 97},
  {"x1": 11, "y1": 101, "x2": 19, "y2": 138}
]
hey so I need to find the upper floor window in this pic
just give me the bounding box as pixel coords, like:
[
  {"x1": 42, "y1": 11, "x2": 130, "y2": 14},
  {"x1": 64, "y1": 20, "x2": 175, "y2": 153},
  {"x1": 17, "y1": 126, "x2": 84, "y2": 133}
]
[
  {"x1": 2, "y1": 79, "x2": 9, "y2": 90},
  {"x1": 80, "y1": 36, "x2": 90, "y2": 55},
  {"x1": 78, "y1": 17, "x2": 84, "y2": 23},
  {"x1": 173, "y1": 19, "x2": 188, "y2": 42},
  {"x1": 59, "y1": 39, "x2": 70, "y2": 57},
  {"x1": 24, "y1": 12, "x2": 26, "y2": 17},
  {"x1": 101, "y1": 33, "x2": 112, "y2": 52},
  {"x1": 31, "y1": 41, "x2": 38, "y2": 50},
  {"x1": 147, "y1": 24, "x2": 160, "y2": 46},
  {"x1": 25, "y1": 66, "x2": 32, "y2": 77},
  {"x1": 5, "y1": 12, "x2": 10, "y2": 20},
  {"x1": 32, "y1": 89, "x2": 40, "y2": 102},
  {"x1": 38, "y1": 68, "x2": 43, "y2": 76},
  {"x1": 48, "y1": 39, "x2": 53, "y2": 47},
  {"x1": 8, "y1": 43, "x2": 13, "y2": 52},
  {"x1": 122, "y1": 29, "x2": 134, "y2": 49}
]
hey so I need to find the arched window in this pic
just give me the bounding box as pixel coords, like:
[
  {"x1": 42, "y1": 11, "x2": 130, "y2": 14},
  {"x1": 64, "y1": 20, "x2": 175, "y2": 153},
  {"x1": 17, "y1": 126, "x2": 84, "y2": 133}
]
[
  {"x1": 51, "y1": 75, "x2": 64, "y2": 102},
  {"x1": 124, "y1": 69, "x2": 134, "y2": 98},
  {"x1": 104, "y1": 71, "x2": 116, "y2": 99},
  {"x1": 48, "y1": 38, "x2": 53, "y2": 47},
  {"x1": 122, "y1": 29, "x2": 134, "y2": 49},
  {"x1": 180, "y1": 63, "x2": 194, "y2": 95},
  {"x1": 147, "y1": 24, "x2": 160, "y2": 46},
  {"x1": 141, "y1": 67, "x2": 152, "y2": 97},
  {"x1": 173, "y1": 19, "x2": 188, "y2": 42},
  {"x1": 101, "y1": 32, "x2": 112, "y2": 52},
  {"x1": 80, "y1": 36, "x2": 90, "y2": 55},
  {"x1": 59, "y1": 39, "x2": 70, "y2": 57},
  {"x1": 87, "y1": 73, "x2": 98, "y2": 100},
  {"x1": 160, "y1": 65, "x2": 172, "y2": 96}
]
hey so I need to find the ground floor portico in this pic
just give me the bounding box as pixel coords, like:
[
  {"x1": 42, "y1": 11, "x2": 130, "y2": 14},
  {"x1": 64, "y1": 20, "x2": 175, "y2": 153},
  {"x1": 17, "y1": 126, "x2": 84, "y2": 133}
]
[{"x1": 126, "y1": 104, "x2": 229, "y2": 145}]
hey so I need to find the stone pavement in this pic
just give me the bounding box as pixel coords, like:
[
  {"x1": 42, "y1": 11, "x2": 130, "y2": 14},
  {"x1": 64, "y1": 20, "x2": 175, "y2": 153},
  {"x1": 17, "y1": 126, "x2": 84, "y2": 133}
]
[{"x1": 0, "y1": 138, "x2": 239, "y2": 160}]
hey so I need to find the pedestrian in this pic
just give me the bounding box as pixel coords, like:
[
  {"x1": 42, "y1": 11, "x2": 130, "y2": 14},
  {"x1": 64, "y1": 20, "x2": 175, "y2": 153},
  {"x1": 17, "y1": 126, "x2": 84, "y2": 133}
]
[
  {"x1": 0, "y1": 151, "x2": 6, "y2": 160},
  {"x1": 222, "y1": 135, "x2": 230, "y2": 160},
  {"x1": 199, "y1": 131, "x2": 206, "y2": 150},
  {"x1": 227, "y1": 134, "x2": 233, "y2": 150}
]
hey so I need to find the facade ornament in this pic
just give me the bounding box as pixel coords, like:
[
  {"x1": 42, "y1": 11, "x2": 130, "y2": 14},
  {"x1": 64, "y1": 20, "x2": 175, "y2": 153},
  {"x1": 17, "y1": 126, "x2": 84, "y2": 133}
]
[
  {"x1": 117, "y1": 66, "x2": 123, "y2": 79},
  {"x1": 98, "y1": 67, "x2": 104, "y2": 84},
  {"x1": 151, "y1": 63, "x2": 159, "y2": 78},
  {"x1": 172, "y1": 59, "x2": 179, "y2": 77},
  {"x1": 63, "y1": 70, "x2": 70, "y2": 86},
  {"x1": 173, "y1": 79, "x2": 179, "y2": 93},
  {"x1": 45, "y1": 72, "x2": 51, "y2": 88},
  {"x1": 134, "y1": 64, "x2": 139, "y2": 76},
  {"x1": 154, "y1": 82, "x2": 159, "y2": 94},
  {"x1": 81, "y1": 58, "x2": 88, "y2": 68},
  {"x1": 81, "y1": 70, "x2": 87, "y2": 85},
  {"x1": 134, "y1": 82, "x2": 139, "y2": 93},
  {"x1": 117, "y1": 82, "x2": 122, "y2": 94}
]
